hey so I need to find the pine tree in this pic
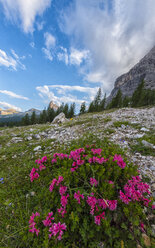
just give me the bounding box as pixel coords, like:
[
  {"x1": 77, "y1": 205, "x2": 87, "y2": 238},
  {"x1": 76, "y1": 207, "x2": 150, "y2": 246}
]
[
  {"x1": 122, "y1": 96, "x2": 130, "y2": 107},
  {"x1": 22, "y1": 113, "x2": 30, "y2": 126},
  {"x1": 88, "y1": 101, "x2": 95, "y2": 113},
  {"x1": 94, "y1": 88, "x2": 102, "y2": 111},
  {"x1": 31, "y1": 111, "x2": 37, "y2": 125},
  {"x1": 100, "y1": 93, "x2": 106, "y2": 110},
  {"x1": 68, "y1": 103, "x2": 75, "y2": 118},
  {"x1": 39, "y1": 110, "x2": 47, "y2": 123},
  {"x1": 131, "y1": 80, "x2": 145, "y2": 107},
  {"x1": 79, "y1": 102, "x2": 86, "y2": 115},
  {"x1": 63, "y1": 103, "x2": 69, "y2": 118},
  {"x1": 109, "y1": 89, "x2": 122, "y2": 108},
  {"x1": 47, "y1": 106, "x2": 55, "y2": 122}
]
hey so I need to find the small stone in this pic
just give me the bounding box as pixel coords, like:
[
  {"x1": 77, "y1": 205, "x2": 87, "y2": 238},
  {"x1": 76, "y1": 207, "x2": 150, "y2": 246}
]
[
  {"x1": 26, "y1": 136, "x2": 32, "y2": 141},
  {"x1": 33, "y1": 134, "x2": 41, "y2": 139},
  {"x1": 142, "y1": 140, "x2": 154, "y2": 149},
  {"x1": 33, "y1": 146, "x2": 41, "y2": 151},
  {"x1": 142, "y1": 233, "x2": 151, "y2": 247},
  {"x1": 151, "y1": 225, "x2": 155, "y2": 236},
  {"x1": 141, "y1": 127, "x2": 149, "y2": 132},
  {"x1": 134, "y1": 134, "x2": 144, "y2": 139},
  {"x1": 30, "y1": 192, "x2": 35, "y2": 196}
]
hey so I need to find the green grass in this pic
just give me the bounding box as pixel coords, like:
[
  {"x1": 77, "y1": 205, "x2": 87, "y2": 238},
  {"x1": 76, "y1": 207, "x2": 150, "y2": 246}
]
[
  {"x1": 0, "y1": 129, "x2": 126, "y2": 247},
  {"x1": 113, "y1": 121, "x2": 130, "y2": 128}
]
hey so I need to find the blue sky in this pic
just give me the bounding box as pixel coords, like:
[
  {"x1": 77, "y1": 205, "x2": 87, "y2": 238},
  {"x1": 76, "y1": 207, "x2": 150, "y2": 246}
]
[{"x1": 0, "y1": 0, "x2": 155, "y2": 112}]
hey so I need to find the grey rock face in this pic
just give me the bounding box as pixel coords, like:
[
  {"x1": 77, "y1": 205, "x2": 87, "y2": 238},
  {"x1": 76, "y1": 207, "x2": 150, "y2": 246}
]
[
  {"x1": 52, "y1": 112, "x2": 68, "y2": 124},
  {"x1": 107, "y1": 46, "x2": 155, "y2": 103}
]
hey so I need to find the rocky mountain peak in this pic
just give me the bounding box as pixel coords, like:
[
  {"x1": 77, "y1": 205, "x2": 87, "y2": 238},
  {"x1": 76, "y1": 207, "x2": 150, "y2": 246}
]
[
  {"x1": 107, "y1": 45, "x2": 155, "y2": 103},
  {"x1": 49, "y1": 101, "x2": 59, "y2": 110}
]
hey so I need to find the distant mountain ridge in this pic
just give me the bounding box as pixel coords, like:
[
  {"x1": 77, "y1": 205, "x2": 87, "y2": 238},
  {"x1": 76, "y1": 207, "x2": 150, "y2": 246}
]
[{"x1": 107, "y1": 46, "x2": 155, "y2": 103}]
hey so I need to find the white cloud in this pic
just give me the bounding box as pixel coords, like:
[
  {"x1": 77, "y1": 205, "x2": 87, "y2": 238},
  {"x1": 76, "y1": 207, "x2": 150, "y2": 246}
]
[
  {"x1": 44, "y1": 32, "x2": 56, "y2": 49},
  {"x1": 0, "y1": 48, "x2": 26, "y2": 71},
  {"x1": 0, "y1": 101, "x2": 21, "y2": 112},
  {"x1": 37, "y1": 21, "x2": 45, "y2": 31},
  {"x1": 60, "y1": 0, "x2": 155, "y2": 93},
  {"x1": 36, "y1": 84, "x2": 99, "y2": 106},
  {"x1": 0, "y1": 90, "x2": 29, "y2": 100},
  {"x1": 0, "y1": 0, "x2": 52, "y2": 33},
  {"x1": 42, "y1": 32, "x2": 56, "y2": 61},
  {"x1": 57, "y1": 46, "x2": 90, "y2": 66},
  {"x1": 70, "y1": 48, "x2": 89, "y2": 66},
  {"x1": 57, "y1": 47, "x2": 69, "y2": 65}
]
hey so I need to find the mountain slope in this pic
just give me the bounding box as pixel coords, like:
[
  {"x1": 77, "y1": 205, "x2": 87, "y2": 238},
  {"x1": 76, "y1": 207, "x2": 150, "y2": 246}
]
[{"x1": 107, "y1": 46, "x2": 155, "y2": 103}]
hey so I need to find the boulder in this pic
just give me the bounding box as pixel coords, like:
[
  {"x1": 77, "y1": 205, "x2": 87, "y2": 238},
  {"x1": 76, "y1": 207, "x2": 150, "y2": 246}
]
[{"x1": 52, "y1": 113, "x2": 68, "y2": 124}]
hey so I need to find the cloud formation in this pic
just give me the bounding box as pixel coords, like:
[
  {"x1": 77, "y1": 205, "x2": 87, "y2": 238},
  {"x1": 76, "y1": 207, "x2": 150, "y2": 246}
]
[
  {"x1": 0, "y1": 0, "x2": 51, "y2": 33},
  {"x1": 42, "y1": 32, "x2": 56, "y2": 61},
  {"x1": 0, "y1": 90, "x2": 29, "y2": 100},
  {"x1": 0, "y1": 101, "x2": 21, "y2": 111},
  {"x1": 57, "y1": 47, "x2": 90, "y2": 66},
  {"x1": 61, "y1": 0, "x2": 155, "y2": 93},
  {"x1": 36, "y1": 84, "x2": 99, "y2": 106},
  {"x1": 0, "y1": 49, "x2": 26, "y2": 70}
]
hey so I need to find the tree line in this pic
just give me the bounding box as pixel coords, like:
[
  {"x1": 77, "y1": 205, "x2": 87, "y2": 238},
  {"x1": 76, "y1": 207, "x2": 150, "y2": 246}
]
[{"x1": 0, "y1": 79, "x2": 154, "y2": 127}]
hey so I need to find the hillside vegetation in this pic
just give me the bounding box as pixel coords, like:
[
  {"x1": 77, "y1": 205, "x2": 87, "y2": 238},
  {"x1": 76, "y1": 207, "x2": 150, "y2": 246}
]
[{"x1": 0, "y1": 107, "x2": 155, "y2": 247}]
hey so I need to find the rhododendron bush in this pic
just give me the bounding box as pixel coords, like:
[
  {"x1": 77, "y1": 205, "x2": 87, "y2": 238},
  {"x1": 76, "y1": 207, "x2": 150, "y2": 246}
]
[{"x1": 28, "y1": 145, "x2": 154, "y2": 247}]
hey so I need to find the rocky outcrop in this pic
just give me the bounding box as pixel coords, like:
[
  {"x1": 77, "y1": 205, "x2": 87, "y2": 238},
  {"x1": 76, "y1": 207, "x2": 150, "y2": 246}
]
[
  {"x1": 52, "y1": 112, "x2": 68, "y2": 124},
  {"x1": 49, "y1": 101, "x2": 59, "y2": 110},
  {"x1": 107, "y1": 46, "x2": 155, "y2": 103}
]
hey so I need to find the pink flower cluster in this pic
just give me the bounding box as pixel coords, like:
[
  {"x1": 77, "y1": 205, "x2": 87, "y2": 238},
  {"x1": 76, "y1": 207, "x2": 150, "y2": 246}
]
[
  {"x1": 113, "y1": 154, "x2": 126, "y2": 169},
  {"x1": 49, "y1": 176, "x2": 64, "y2": 192},
  {"x1": 35, "y1": 156, "x2": 47, "y2": 171},
  {"x1": 58, "y1": 185, "x2": 69, "y2": 217},
  {"x1": 74, "y1": 191, "x2": 84, "y2": 204},
  {"x1": 120, "y1": 176, "x2": 151, "y2": 206},
  {"x1": 29, "y1": 212, "x2": 40, "y2": 236},
  {"x1": 88, "y1": 156, "x2": 107, "y2": 164},
  {"x1": 94, "y1": 211, "x2": 105, "y2": 225},
  {"x1": 49, "y1": 222, "x2": 67, "y2": 240},
  {"x1": 69, "y1": 148, "x2": 85, "y2": 172},
  {"x1": 51, "y1": 153, "x2": 68, "y2": 164},
  {"x1": 91, "y1": 148, "x2": 102, "y2": 155},
  {"x1": 69, "y1": 148, "x2": 85, "y2": 160},
  {"x1": 90, "y1": 177, "x2": 98, "y2": 187},
  {"x1": 87, "y1": 193, "x2": 117, "y2": 221},
  {"x1": 29, "y1": 168, "x2": 39, "y2": 182},
  {"x1": 42, "y1": 212, "x2": 54, "y2": 227}
]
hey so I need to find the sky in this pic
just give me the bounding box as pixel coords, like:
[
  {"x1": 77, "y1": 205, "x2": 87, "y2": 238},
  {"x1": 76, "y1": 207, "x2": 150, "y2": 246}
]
[{"x1": 0, "y1": 0, "x2": 155, "y2": 112}]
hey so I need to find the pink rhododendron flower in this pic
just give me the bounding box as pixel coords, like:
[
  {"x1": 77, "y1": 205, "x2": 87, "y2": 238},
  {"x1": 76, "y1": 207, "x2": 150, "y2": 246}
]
[
  {"x1": 107, "y1": 200, "x2": 117, "y2": 211},
  {"x1": 90, "y1": 177, "x2": 98, "y2": 187},
  {"x1": 108, "y1": 180, "x2": 114, "y2": 185},
  {"x1": 113, "y1": 154, "x2": 126, "y2": 169},
  {"x1": 87, "y1": 195, "x2": 98, "y2": 215},
  {"x1": 49, "y1": 178, "x2": 57, "y2": 192},
  {"x1": 49, "y1": 222, "x2": 67, "y2": 240},
  {"x1": 29, "y1": 168, "x2": 39, "y2": 182},
  {"x1": 57, "y1": 207, "x2": 67, "y2": 217},
  {"x1": 76, "y1": 159, "x2": 84, "y2": 166},
  {"x1": 56, "y1": 176, "x2": 64, "y2": 186},
  {"x1": 140, "y1": 222, "x2": 145, "y2": 232},
  {"x1": 91, "y1": 148, "x2": 102, "y2": 155},
  {"x1": 51, "y1": 158, "x2": 57, "y2": 164},
  {"x1": 42, "y1": 212, "x2": 54, "y2": 227},
  {"x1": 119, "y1": 190, "x2": 130, "y2": 204},
  {"x1": 98, "y1": 199, "x2": 108, "y2": 209},
  {"x1": 59, "y1": 186, "x2": 67, "y2": 196},
  {"x1": 61, "y1": 194, "x2": 69, "y2": 208},
  {"x1": 94, "y1": 211, "x2": 105, "y2": 225},
  {"x1": 29, "y1": 212, "x2": 40, "y2": 236},
  {"x1": 152, "y1": 205, "x2": 155, "y2": 210},
  {"x1": 74, "y1": 191, "x2": 84, "y2": 204}
]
